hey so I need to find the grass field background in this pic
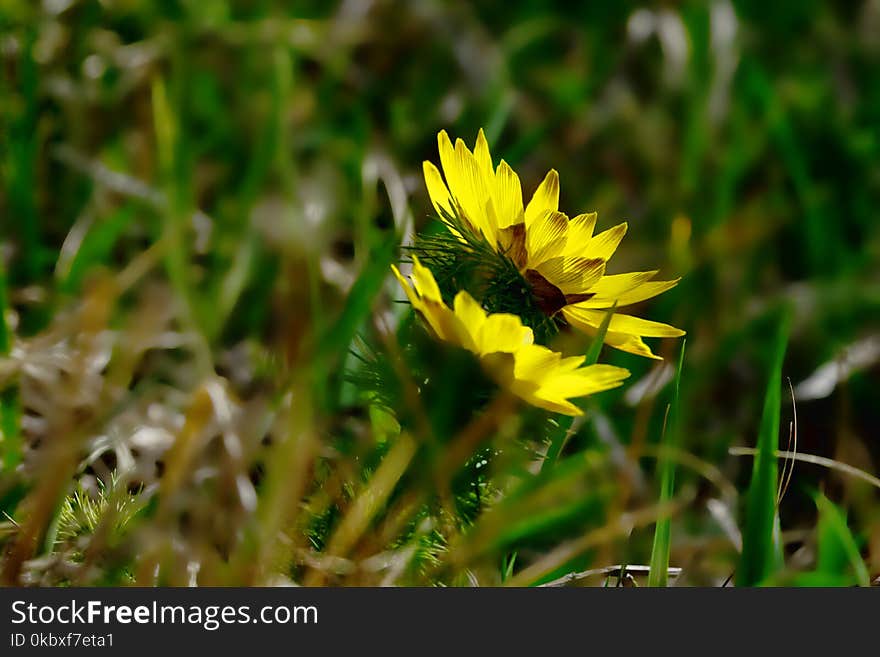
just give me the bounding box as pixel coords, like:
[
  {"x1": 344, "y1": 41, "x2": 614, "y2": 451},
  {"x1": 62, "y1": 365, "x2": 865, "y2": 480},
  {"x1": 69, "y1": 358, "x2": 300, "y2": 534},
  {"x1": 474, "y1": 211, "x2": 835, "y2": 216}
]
[{"x1": 0, "y1": 0, "x2": 878, "y2": 586}]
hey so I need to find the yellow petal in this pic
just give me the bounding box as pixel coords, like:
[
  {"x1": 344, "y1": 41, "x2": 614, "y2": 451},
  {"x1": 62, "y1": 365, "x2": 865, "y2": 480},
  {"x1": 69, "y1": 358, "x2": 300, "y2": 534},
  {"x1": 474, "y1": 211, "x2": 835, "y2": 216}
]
[
  {"x1": 534, "y1": 256, "x2": 606, "y2": 296},
  {"x1": 525, "y1": 396, "x2": 583, "y2": 416},
  {"x1": 493, "y1": 160, "x2": 524, "y2": 229},
  {"x1": 481, "y1": 350, "x2": 582, "y2": 414},
  {"x1": 511, "y1": 343, "x2": 563, "y2": 380},
  {"x1": 497, "y1": 223, "x2": 528, "y2": 270},
  {"x1": 479, "y1": 350, "x2": 519, "y2": 385},
  {"x1": 563, "y1": 212, "x2": 598, "y2": 256},
  {"x1": 437, "y1": 132, "x2": 480, "y2": 236},
  {"x1": 476, "y1": 313, "x2": 534, "y2": 355},
  {"x1": 391, "y1": 264, "x2": 417, "y2": 304},
  {"x1": 578, "y1": 272, "x2": 681, "y2": 308},
  {"x1": 512, "y1": 344, "x2": 584, "y2": 385},
  {"x1": 524, "y1": 169, "x2": 560, "y2": 228},
  {"x1": 599, "y1": 330, "x2": 662, "y2": 359},
  {"x1": 607, "y1": 313, "x2": 685, "y2": 338},
  {"x1": 473, "y1": 128, "x2": 494, "y2": 180},
  {"x1": 410, "y1": 256, "x2": 443, "y2": 303},
  {"x1": 422, "y1": 160, "x2": 454, "y2": 219},
  {"x1": 393, "y1": 262, "x2": 459, "y2": 343},
  {"x1": 560, "y1": 304, "x2": 665, "y2": 359},
  {"x1": 587, "y1": 222, "x2": 628, "y2": 260},
  {"x1": 452, "y1": 138, "x2": 498, "y2": 247},
  {"x1": 525, "y1": 209, "x2": 569, "y2": 266},
  {"x1": 452, "y1": 289, "x2": 486, "y2": 326},
  {"x1": 538, "y1": 363, "x2": 630, "y2": 398},
  {"x1": 508, "y1": 346, "x2": 627, "y2": 416},
  {"x1": 563, "y1": 306, "x2": 684, "y2": 338},
  {"x1": 587, "y1": 270, "x2": 659, "y2": 297},
  {"x1": 437, "y1": 130, "x2": 457, "y2": 184}
]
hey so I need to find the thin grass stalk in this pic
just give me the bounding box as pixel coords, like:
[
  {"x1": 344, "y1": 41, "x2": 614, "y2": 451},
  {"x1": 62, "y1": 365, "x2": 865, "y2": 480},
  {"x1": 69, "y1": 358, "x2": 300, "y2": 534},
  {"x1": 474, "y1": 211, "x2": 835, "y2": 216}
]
[{"x1": 648, "y1": 339, "x2": 686, "y2": 587}]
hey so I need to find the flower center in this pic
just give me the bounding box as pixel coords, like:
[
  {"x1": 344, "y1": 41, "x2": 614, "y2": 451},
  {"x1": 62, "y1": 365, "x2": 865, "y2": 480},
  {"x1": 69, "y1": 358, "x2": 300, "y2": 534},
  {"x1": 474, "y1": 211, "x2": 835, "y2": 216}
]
[{"x1": 523, "y1": 269, "x2": 595, "y2": 316}]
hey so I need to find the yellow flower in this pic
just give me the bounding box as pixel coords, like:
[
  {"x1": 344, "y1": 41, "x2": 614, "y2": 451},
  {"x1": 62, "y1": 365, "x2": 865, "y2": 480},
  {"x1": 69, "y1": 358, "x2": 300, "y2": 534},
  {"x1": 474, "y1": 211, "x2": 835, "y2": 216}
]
[
  {"x1": 423, "y1": 129, "x2": 685, "y2": 359},
  {"x1": 392, "y1": 257, "x2": 629, "y2": 416}
]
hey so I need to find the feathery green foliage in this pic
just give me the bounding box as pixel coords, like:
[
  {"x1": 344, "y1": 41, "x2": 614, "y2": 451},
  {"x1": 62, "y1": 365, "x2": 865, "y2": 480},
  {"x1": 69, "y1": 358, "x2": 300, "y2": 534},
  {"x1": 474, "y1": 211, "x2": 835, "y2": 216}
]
[
  {"x1": 56, "y1": 477, "x2": 145, "y2": 545},
  {"x1": 410, "y1": 208, "x2": 557, "y2": 343}
]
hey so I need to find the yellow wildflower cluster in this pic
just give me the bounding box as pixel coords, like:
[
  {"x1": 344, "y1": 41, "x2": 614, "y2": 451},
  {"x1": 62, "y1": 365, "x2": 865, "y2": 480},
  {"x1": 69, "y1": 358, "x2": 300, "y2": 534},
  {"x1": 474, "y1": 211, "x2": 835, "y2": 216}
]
[{"x1": 393, "y1": 129, "x2": 684, "y2": 415}]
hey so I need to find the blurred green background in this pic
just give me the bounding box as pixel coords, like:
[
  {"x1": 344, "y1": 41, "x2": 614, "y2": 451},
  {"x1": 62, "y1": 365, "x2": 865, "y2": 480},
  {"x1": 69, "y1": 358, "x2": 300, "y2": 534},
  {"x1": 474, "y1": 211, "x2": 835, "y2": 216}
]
[{"x1": 1, "y1": 0, "x2": 878, "y2": 585}]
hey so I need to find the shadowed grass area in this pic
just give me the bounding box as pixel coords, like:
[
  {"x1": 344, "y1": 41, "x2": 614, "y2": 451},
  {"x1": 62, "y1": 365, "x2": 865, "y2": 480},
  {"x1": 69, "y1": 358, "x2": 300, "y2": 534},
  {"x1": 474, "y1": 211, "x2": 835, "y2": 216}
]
[{"x1": 0, "y1": 1, "x2": 877, "y2": 587}]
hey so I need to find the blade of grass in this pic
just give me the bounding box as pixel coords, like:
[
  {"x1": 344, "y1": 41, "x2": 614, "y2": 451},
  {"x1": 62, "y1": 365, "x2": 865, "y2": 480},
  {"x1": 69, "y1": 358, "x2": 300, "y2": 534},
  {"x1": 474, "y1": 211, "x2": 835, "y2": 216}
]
[
  {"x1": 305, "y1": 431, "x2": 417, "y2": 585},
  {"x1": 230, "y1": 379, "x2": 319, "y2": 586},
  {"x1": 582, "y1": 301, "x2": 618, "y2": 367},
  {"x1": 504, "y1": 488, "x2": 696, "y2": 587},
  {"x1": 151, "y1": 75, "x2": 212, "y2": 374},
  {"x1": 742, "y1": 59, "x2": 828, "y2": 271},
  {"x1": 443, "y1": 449, "x2": 614, "y2": 573},
  {"x1": 501, "y1": 551, "x2": 517, "y2": 582},
  {"x1": 728, "y1": 447, "x2": 880, "y2": 491},
  {"x1": 648, "y1": 339, "x2": 686, "y2": 587},
  {"x1": 58, "y1": 204, "x2": 134, "y2": 296},
  {"x1": 315, "y1": 237, "x2": 397, "y2": 410},
  {"x1": 737, "y1": 311, "x2": 790, "y2": 586},
  {"x1": 0, "y1": 257, "x2": 21, "y2": 471},
  {"x1": 211, "y1": 44, "x2": 296, "y2": 340},
  {"x1": 813, "y1": 492, "x2": 870, "y2": 587},
  {"x1": 4, "y1": 28, "x2": 42, "y2": 285}
]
